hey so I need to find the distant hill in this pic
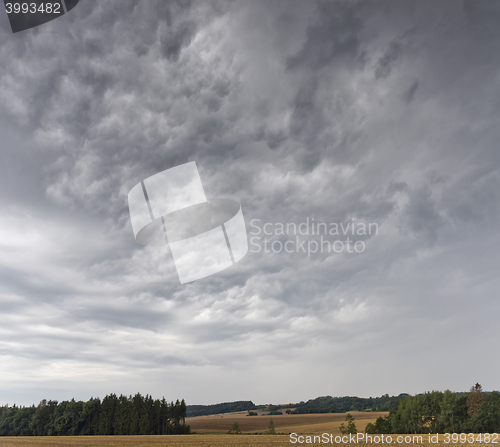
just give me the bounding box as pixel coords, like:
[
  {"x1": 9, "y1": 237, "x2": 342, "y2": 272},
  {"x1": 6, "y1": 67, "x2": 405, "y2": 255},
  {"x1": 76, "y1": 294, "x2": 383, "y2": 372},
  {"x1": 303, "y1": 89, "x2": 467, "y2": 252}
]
[
  {"x1": 284, "y1": 391, "x2": 498, "y2": 414},
  {"x1": 187, "y1": 400, "x2": 256, "y2": 417},
  {"x1": 189, "y1": 391, "x2": 500, "y2": 417},
  {"x1": 186, "y1": 394, "x2": 408, "y2": 417},
  {"x1": 287, "y1": 394, "x2": 409, "y2": 414}
]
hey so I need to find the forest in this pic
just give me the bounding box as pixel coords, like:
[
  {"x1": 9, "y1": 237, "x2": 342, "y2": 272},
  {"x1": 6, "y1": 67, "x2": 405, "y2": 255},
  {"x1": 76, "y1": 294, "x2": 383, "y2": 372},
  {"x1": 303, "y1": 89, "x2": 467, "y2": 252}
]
[
  {"x1": 288, "y1": 393, "x2": 409, "y2": 413},
  {"x1": 186, "y1": 401, "x2": 256, "y2": 417},
  {"x1": 0, "y1": 393, "x2": 189, "y2": 436},
  {"x1": 365, "y1": 384, "x2": 500, "y2": 434},
  {"x1": 2, "y1": 385, "x2": 499, "y2": 437}
]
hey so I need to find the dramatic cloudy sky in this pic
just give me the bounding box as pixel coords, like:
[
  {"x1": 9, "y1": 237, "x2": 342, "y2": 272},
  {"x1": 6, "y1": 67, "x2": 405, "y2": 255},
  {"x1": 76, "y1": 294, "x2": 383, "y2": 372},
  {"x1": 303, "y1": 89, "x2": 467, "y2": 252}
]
[{"x1": 1, "y1": 0, "x2": 499, "y2": 407}]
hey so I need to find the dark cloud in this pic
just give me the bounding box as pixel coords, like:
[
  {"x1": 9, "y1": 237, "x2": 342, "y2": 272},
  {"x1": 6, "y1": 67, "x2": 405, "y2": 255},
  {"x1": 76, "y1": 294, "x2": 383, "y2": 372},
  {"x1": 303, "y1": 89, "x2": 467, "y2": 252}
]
[
  {"x1": 375, "y1": 41, "x2": 401, "y2": 79},
  {"x1": 0, "y1": 0, "x2": 499, "y2": 406},
  {"x1": 402, "y1": 186, "x2": 443, "y2": 244},
  {"x1": 159, "y1": 18, "x2": 197, "y2": 61},
  {"x1": 403, "y1": 79, "x2": 419, "y2": 103},
  {"x1": 288, "y1": 78, "x2": 320, "y2": 139},
  {"x1": 286, "y1": 1, "x2": 362, "y2": 70}
]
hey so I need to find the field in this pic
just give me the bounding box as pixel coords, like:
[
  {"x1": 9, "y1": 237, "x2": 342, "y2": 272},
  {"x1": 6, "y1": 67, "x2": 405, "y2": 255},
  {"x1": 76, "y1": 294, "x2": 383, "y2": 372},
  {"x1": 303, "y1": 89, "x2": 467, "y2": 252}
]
[
  {"x1": 0, "y1": 435, "x2": 289, "y2": 446},
  {"x1": 0, "y1": 413, "x2": 497, "y2": 447},
  {"x1": 0, "y1": 434, "x2": 497, "y2": 447},
  {"x1": 187, "y1": 411, "x2": 387, "y2": 434}
]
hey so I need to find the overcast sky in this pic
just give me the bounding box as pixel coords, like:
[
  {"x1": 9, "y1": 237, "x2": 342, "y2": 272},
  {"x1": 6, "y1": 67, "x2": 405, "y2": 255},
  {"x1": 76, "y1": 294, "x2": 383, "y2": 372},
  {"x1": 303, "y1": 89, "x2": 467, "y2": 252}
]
[{"x1": 1, "y1": 0, "x2": 499, "y2": 407}]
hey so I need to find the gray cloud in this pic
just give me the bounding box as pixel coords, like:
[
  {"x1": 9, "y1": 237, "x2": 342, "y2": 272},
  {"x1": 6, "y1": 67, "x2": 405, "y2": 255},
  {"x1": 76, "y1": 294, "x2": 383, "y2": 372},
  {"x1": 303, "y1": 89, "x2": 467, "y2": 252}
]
[
  {"x1": 0, "y1": 0, "x2": 499, "y2": 406},
  {"x1": 375, "y1": 41, "x2": 401, "y2": 79},
  {"x1": 286, "y1": 1, "x2": 362, "y2": 71}
]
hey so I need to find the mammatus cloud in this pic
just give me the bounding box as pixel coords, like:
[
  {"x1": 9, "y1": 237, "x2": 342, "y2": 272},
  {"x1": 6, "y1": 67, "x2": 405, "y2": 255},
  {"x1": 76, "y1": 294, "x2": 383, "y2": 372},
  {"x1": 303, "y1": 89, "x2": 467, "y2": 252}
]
[{"x1": 0, "y1": 0, "x2": 499, "y2": 406}]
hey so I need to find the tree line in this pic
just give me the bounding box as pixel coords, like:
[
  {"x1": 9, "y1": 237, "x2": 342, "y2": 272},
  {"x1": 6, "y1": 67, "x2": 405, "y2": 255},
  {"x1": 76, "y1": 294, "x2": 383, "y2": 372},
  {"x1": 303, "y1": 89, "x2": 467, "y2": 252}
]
[
  {"x1": 366, "y1": 384, "x2": 500, "y2": 434},
  {"x1": 187, "y1": 400, "x2": 255, "y2": 417},
  {"x1": 286, "y1": 394, "x2": 409, "y2": 414},
  {"x1": 0, "y1": 393, "x2": 190, "y2": 436}
]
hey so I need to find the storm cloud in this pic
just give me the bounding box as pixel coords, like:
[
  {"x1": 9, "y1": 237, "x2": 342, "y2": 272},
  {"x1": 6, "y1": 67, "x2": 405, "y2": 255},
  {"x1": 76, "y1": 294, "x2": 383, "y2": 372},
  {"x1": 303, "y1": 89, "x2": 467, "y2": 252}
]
[{"x1": 0, "y1": 0, "x2": 499, "y2": 406}]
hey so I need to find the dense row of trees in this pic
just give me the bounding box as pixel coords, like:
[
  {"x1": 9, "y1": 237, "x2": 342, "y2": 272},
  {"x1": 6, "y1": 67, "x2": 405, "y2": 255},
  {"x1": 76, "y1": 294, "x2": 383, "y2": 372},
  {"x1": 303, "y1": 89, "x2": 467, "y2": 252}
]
[
  {"x1": 0, "y1": 393, "x2": 189, "y2": 436},
  {"x1": 288, "y1": 394, "x2": 408, "y2": 414},
  {"x1": 187, "y1": 401, "x2": 255, "y2": 417},
  {"x1": 366, "y1": 384, "x2": 500, "y2": 434}
]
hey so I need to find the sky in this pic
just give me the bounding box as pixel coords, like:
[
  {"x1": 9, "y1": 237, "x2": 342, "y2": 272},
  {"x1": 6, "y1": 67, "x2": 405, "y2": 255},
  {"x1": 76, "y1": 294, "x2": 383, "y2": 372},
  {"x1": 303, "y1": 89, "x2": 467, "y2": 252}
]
[{"x1": 1, "y1": 0, "x2": 499, "y2": 407}]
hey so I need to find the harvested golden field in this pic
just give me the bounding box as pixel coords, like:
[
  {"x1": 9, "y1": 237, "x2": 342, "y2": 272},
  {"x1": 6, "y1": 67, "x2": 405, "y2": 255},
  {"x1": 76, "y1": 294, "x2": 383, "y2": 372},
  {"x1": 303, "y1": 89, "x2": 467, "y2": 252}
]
[
  {"x1": 0, "y1": 435, "x2": 286, "y2": 446},
  {"x1": 0, "y1": 416, "x2": 496, "y2": 447},
  {"x1": 0, "y1": 434, "x2": 496, "y2": 447},
  {"x1": 187, "y1": 411, "x2": 388, "y2": 434}
]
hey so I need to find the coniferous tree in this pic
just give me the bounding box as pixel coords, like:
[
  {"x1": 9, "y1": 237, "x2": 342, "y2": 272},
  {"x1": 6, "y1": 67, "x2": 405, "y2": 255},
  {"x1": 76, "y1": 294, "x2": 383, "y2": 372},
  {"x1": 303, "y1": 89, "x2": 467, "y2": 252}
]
[
  {"x1": 159, "y1": 398, "x2": 169, "y2": 435},
  {"x1": 113, "y1": 395, "x2": 130, "y2": 435},
  {"x1": 467, "y1": 383, "x2": 483, "y2": 418},
  {"x1": 130, "y1": 393, "x2": 143, "y2": 435},
  {"x1": 469, "y1": 391, "x2": 500, "y2": 433},
  {"x1": 81, "y1": 397, "x2": 100, "y2": 435},
  {"x1": 98, "y1": 394, "x2": 117, "y2": 435},
  {"x1": 265, "y1": 419, "x2": 276, "y2": 434},
  {"x1": 139, "y1": 394, "x2": 153, "y2": 435}
]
